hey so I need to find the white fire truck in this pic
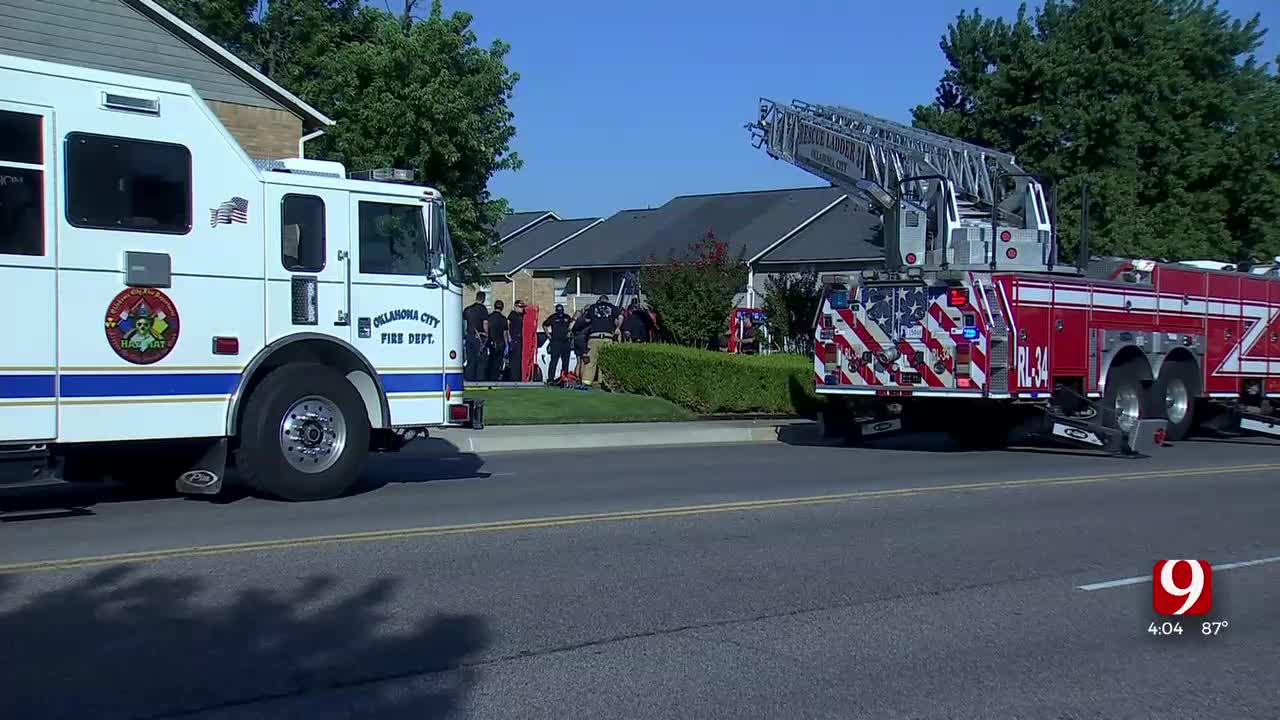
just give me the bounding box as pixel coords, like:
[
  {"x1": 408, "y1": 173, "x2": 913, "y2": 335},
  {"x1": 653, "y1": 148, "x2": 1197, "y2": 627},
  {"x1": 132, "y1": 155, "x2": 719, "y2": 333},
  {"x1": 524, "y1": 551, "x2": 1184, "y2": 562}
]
[
  {"x1": 0, "y1": 54, "x2": 480, "y2": 501},
  {"x1": 749, "y1": 99, "x2": 1280, "y2": 454}
]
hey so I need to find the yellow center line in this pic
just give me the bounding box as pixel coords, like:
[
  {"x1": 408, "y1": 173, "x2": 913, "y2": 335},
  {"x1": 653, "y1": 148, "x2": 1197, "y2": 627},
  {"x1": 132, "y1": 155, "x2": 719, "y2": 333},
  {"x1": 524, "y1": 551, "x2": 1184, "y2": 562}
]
[{"x1": 2, "y1": 463, "x2": 1276, "y2": 575}]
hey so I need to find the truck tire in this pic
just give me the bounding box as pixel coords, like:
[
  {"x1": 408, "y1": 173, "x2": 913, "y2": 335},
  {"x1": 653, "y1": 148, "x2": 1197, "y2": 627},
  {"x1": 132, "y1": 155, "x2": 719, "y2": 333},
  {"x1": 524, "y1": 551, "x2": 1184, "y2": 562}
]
[
  {"x1": 1102, "y1": 360, "x2": 1152, "y2": 435},
  {"x1": 234, "y1": 363, "x2": 370, "y2": 501},
  {"x1": 1153, "y1": 360, "x2": 1199, "y2": 442}
]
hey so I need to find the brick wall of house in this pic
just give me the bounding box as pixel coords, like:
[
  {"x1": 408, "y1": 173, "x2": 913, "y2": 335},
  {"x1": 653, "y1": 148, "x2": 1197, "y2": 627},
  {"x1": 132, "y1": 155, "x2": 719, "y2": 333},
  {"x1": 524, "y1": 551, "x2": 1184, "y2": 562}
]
[
  {"x1": 475, "y1": 280, "x2": 512, "y2": 308},
  {"x1": 207, "y1": 100, "x2": 303, "y2": 159},
  {"x1": 491, "y1": 271, "x2": 552, "y2": 314}
]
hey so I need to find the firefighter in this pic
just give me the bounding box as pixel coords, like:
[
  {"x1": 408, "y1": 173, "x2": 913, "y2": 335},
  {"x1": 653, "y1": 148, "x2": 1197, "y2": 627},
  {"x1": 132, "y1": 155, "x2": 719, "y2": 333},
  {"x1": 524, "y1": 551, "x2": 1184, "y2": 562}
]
[
  {"x1": 622, "y1": 299, "x2": 653, "y2": 342},
  {"x1": 485, "y1": 299, "x2": 509, "y2": 382},
  {"x1": 542, "y1": 303, "x2": 573, "y2": 383},
  {"x1": 581, "y1": 294, "x2": 621, "y2": 386},
  {"x1": 462, "y1": 291, "x2": 488, "y2": 381}
]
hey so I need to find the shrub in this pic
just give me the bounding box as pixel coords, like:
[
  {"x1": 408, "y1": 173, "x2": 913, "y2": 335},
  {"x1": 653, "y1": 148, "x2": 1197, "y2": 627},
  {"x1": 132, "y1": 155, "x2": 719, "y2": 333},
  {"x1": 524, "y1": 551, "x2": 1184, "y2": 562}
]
[
  {"x1": 597, "y1": 342, "x2": 822, "y2": 417},
  {"x1": 640, "y1": 232, "x2": 747, "y2": 348}
]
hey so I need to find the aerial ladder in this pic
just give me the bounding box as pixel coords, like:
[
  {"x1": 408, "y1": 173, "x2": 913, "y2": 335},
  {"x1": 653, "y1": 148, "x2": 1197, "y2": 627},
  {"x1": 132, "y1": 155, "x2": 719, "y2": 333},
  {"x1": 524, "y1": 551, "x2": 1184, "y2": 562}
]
[{"x1": 747, "y1": 99, "x2": 1057, "y2": 273}]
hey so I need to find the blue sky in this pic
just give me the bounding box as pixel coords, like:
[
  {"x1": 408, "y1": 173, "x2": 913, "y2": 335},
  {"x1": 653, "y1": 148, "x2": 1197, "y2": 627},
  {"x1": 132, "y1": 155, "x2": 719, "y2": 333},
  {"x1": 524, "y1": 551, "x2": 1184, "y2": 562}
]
[{"x1": 434, "y1": 0, "x2": 1278, "y2": 220}]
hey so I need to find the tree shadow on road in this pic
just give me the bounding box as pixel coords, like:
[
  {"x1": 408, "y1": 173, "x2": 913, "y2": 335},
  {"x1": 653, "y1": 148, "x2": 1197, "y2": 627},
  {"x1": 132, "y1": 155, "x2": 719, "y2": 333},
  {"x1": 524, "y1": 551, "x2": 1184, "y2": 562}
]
[{"x1": 0, "y1": 566, "x2": 490, "y2": 719}]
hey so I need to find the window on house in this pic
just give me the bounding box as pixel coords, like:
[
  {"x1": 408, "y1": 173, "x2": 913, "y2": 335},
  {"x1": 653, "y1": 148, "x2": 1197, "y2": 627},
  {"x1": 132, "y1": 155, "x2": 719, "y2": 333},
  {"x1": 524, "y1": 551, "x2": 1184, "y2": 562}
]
[
  {"x1": 358, "y1": 201, "x2": 426, "y2": 276},
  {"x1": 608, "y1": 272, "x2": 624, "y2": 295},
  {"x1": 0, "y1": 109, "x2": 45, "y2": 256},
  {"x1": 66, "y1": 133, "x2": 191, "y2": 234},
  {"x1": 281, "y1": 194, "x2": 326, "y2": 272}
]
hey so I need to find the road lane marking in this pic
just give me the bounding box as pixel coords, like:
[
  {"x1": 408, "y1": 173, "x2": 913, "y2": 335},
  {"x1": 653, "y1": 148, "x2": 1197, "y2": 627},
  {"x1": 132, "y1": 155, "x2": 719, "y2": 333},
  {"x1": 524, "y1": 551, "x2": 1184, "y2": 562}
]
[
  {"x1": 2, "y1": 462, "x2": 1277, "y2": 576},
  {"x1": 1077, "y1": 554, "x2": 1280, "y2": 591}
]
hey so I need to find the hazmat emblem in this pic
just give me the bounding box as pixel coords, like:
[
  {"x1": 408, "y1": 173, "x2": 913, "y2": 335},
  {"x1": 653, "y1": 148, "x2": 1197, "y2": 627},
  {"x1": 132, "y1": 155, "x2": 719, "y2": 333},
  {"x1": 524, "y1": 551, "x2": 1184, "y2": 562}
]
[{"x1": 104, "y1": 288, "x2": 181, "y2": 365}]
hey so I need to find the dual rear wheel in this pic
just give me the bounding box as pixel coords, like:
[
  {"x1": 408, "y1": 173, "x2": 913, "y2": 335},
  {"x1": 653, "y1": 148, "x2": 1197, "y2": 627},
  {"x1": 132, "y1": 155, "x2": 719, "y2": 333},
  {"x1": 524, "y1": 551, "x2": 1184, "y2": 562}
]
[{"x1": 1104, "y1": 358, "x2": 1198, "y2": 443}]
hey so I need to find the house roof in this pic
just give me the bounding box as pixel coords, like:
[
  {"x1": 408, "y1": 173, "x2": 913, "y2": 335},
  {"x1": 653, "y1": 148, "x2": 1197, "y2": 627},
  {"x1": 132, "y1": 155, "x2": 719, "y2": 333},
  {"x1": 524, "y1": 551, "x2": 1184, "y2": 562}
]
[
  {"x1": 127, "y1": 0, "x2": 333, "y2": 129},
  {"x1": 495, "y1": 211, "x2": 559, "y2": 243},
  {"x1": 754, "y1": 198, "x2": 884, "y2": 263},
  {"x1": 527, "y1": 208, "x2": 660, "y2": 270},
  {"x1": 528, "y1": 187, "x2": 847, "y2": 270},
  {"x1": 487, "y1": 218, "x2": 602, "y2": 275}
]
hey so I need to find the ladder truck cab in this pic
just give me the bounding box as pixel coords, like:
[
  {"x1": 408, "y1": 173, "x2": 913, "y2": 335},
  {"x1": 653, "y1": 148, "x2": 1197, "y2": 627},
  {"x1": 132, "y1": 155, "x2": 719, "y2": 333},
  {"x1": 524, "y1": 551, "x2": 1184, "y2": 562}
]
[
  {"x1": 750, "y1": 98, "x2": 1280, "y2": 454},
  {"x1": 0, "y1": 54, "x2": 481, "y2": 501}
]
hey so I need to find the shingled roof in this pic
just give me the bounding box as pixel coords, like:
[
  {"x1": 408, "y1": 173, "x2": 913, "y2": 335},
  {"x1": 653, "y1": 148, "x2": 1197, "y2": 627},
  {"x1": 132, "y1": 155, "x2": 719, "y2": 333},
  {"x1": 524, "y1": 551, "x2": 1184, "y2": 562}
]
[
  {"x1": 527, "y1": 208, "x2": 660, "y2": 270},
  {"x1": 494, "y1": 211, "x2": 558, "y2": 243},
  {"x1": 754, "y1": 198, "x2": 883, "y2": 264},
  {"x1": 528, "y1": 187, "x2": 847, "y2": 270},
  {"x1": 487, "y1": 218, "x2": 602, "y2": 275}
]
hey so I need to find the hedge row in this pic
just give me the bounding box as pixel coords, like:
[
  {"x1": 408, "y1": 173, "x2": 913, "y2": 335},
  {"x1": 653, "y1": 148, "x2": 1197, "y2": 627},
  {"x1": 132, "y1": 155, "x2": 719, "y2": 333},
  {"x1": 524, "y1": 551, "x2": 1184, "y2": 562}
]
[{"x1": 596, "y1": 342, "x2": 821, "y2": 417}]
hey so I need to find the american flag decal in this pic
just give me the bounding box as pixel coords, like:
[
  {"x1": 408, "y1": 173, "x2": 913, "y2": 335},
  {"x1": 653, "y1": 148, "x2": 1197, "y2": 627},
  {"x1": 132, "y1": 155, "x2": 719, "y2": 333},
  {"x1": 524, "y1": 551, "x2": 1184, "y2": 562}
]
[{"x1": 210, "y1": 196, "x2": 249, "y2": 227}]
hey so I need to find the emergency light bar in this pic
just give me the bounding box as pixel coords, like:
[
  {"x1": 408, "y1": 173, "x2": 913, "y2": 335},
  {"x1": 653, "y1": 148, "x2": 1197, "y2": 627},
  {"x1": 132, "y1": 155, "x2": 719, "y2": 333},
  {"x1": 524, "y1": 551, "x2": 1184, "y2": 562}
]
[{"x1": 348, "y1": 167, "x2": 416, "y2": 183}]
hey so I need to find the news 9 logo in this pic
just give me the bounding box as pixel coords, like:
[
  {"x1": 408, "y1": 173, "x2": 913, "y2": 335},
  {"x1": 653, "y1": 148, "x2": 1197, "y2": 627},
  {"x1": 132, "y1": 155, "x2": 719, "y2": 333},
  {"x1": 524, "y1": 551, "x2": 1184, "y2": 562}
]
[{"x1": 1153, "y1": 559, "x2": 1213, "y2": 615}]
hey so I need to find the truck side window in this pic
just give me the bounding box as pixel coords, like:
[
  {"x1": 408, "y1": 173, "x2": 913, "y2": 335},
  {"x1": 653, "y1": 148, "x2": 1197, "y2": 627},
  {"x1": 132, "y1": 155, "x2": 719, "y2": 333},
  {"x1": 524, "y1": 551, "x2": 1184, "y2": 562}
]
[
  {"x1": 281, "y1": 194, "x2": 325, "y2": 272},
  {"x1": 65, "y1": 132, "x2": 192, "y2": 234},
  {"x1": 0, "y1": 109, "x2": 43, "y2": 256},
  {"x1": 358, "y1": 201, "x2": 426, "y2": 276}
]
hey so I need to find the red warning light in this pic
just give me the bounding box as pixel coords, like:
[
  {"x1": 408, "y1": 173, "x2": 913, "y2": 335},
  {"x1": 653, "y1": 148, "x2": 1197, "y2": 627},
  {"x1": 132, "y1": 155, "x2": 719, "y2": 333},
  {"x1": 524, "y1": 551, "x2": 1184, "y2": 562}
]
[
  {"x1": 947, "y1": 288, "x2": 968, "y2": 306},
  {"x1": 905, "y1": 253, "x2": 918, "y2": 264},
  {"x1": 1006, "y1": 247, "x2": 1018, "y2": 260},
  {"x1": 1000, "y1": 230, "x2": 1012, "y2": 242}
]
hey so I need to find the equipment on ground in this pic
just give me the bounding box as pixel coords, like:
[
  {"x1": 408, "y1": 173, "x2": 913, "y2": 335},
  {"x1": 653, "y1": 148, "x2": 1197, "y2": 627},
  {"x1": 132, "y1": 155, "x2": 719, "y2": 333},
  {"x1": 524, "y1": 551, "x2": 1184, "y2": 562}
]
[
  {"x1": 0, "y1": 53, "x2": 481, "y2": 501},
  {"x1": 748, "y1": 97, "x2": 1280, "y2": 455}
]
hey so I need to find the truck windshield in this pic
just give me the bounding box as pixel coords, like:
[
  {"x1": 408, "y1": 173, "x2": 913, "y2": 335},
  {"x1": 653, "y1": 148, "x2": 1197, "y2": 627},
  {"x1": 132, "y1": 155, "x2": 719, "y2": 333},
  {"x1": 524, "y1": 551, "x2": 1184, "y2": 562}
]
[{"x1": 434, "y1": 200, "x2": 463, "y2": 287}]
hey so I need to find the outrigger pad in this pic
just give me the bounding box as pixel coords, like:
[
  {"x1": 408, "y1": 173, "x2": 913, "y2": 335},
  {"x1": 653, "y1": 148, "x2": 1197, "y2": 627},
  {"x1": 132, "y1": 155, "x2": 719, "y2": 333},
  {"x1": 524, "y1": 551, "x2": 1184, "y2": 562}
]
[
  {"x1": 1126, "y1": 419, "x2": 1168, "y2": 456},
  {"x1": 856, "y1": 417, "x2": 902, "y2": 438}
]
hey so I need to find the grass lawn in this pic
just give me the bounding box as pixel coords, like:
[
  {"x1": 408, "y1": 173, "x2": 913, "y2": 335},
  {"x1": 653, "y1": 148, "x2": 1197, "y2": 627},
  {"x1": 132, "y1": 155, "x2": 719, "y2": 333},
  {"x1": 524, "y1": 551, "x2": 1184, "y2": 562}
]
[{"x1": 470, "y1": 387, "x2": 695, "y2": 425}]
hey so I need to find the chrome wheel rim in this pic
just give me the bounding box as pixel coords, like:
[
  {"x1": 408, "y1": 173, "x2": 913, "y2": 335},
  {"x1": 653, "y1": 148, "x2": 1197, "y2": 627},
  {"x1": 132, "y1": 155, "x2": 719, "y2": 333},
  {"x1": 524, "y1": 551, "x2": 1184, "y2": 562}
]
[
  {"x1": 279, "y1": 395, "x2": 347, "y2": 473},
  {"x1": 1164, "y1": 378, "x2": 1190, "y2": 426},
  {"x1": 1115, "y1": 385, "x2": 1142, "y2": 434}
]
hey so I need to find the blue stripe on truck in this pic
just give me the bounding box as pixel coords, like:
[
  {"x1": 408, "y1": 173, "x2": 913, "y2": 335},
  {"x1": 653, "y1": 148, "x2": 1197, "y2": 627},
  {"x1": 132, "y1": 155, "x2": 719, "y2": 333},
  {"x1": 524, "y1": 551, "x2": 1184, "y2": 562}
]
[
  {"x1": 0, "y1": 371, "x2": 463, "y2": 399},
  {"x1": 380, "y1": 372, "x2": 465, "y2": 394},
  {"x1": 0, "y1": 375, "x2": 57, "y2": 399},
  {"x1": 59, "y1": 373, "x2": 241, "y2": 398}
]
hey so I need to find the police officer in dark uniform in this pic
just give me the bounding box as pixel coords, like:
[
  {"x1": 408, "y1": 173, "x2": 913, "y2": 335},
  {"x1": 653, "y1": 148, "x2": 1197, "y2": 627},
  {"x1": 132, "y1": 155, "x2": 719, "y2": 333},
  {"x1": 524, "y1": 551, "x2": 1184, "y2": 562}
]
[
  {"x1": 571, "y1": 310, "x2": 590, "y2": 375},
  {"x1": 542, "y1": 303, "x2": 573, "y2": 382},
  {"x1": 485, "y1": 300, "x2": 508, "y2": 382},
  {"x1": 462, "y1": 291, "x2": 488, "y2": 381},
  {"x1": 581, "y1": 294, "x2": 621, "y2": 385},
  {"x1": 506, "y1": 300, "x2": 527, "y2": 381}
]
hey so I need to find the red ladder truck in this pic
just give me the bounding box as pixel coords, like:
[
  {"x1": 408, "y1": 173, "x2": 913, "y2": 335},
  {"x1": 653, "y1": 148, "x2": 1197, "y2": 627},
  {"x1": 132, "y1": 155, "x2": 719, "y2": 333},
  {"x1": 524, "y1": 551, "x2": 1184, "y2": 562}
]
[{"x1": 748, "y1": 99, "x2": 1280, "y2": 454}]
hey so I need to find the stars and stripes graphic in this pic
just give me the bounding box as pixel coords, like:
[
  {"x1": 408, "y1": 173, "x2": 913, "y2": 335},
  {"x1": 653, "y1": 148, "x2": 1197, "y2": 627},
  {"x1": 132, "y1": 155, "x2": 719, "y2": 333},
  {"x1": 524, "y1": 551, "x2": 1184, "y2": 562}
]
[
  {"x1": 817, "y1": 284, "x2": 987, "y2": 391},
  {"x1": 210, "y1": 196, "x2": 249, "y2": 227}
]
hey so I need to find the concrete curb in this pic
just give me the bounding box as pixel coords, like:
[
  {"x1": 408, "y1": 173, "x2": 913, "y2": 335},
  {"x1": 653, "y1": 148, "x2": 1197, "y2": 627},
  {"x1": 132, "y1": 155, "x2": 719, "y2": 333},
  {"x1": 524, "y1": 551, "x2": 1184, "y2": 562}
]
[{"x1": 426, "y1": 419, "x2": 824, "y2": 456}]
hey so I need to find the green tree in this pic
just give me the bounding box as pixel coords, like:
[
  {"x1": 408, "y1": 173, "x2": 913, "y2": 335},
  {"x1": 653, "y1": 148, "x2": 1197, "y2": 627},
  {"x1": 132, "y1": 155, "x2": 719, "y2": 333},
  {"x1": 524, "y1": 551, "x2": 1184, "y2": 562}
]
[
  {"x1": 912, "y1": 0, "x2": 1280, "y2": 263},
  {"x1": 640, "y1": 233, "x2": 748, "y2": 348},
  {"x1": 160, "y1": 0, "x2": 520, "y2": 281},
  {"x1": 761, "y1": 269, "x2": 821, "y2": 355}
]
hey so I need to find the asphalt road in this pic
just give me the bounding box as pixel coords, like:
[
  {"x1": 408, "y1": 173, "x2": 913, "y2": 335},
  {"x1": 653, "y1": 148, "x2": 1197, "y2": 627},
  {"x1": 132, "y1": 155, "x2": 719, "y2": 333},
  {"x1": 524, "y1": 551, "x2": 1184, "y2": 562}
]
[{"x1": 1, "y1": 433, "x2": 1278, "y2": 719}]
